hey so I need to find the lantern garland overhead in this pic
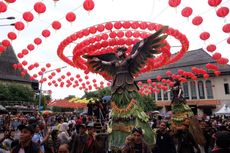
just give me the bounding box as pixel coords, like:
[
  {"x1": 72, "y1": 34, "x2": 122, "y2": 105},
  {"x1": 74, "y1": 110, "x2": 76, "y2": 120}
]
[{"x1": 57, "y1": 21, "x2": 189, "y2": 80}]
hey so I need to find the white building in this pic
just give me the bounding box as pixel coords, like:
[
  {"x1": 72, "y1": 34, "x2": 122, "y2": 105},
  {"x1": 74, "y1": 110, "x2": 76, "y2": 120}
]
[{"x1": 137, "y1": 48, "x2": 230, "y2": 116}]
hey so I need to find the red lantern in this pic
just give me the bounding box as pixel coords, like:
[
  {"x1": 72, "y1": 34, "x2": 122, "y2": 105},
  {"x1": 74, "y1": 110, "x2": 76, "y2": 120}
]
[
  {"x1": 12, "y1": 64, "x2": 17, "y2": 69},
  {"x1": 7, "y1": 32, "x2": 17, "y2": 40},
  {"x1": 22, "y1": 60, "x2": 28, "y2": 66},
  {"x1": 192, "y1": 16, "x2": 203, "y2": 26},
  {"x1": 0, "y1": 1, "x2": 7, "y2": 13},
  {"x1": 147, "y1": 79, "x2": 152, "y2": 83},
  {"x1": 66, "y1": 72, "x2": 71, "y2": 76},
  {"x1": 222, "y1": 24, "x2": 230, "y2": 33},
  {"x1": 42, "y1": 29, "x2": 51, "y2": 38},
  {"x1": 27, "y1": 44, "x2": 35, "y2": 51},
  {"x1": 22, "y1": 49, "x2": 29, "y2": 55},
  {"x1": 105, "y1": 22, "x2": 113, "y2": 30},
  {"x1": 156, "y1": 75, "x2": 161, "y2": 81},
  {"x1": 227, "y1": 37, "x2": 230, "y2": 44},
  {"x1": 46, "y1": 63, "x2": 51, "y2": 68},
  {"x1": 208, "y1": 0, "x2": 222, "y2": 7},
  {"x1": 4, "y1": 0, "x2": 16, "y2": 3},
  {"x1": 114, "y1": 22, "x2": 122, "y2": 29},
  {"x1": 17, "y1": 53, "x2": 23, "y2": 58},
  {"x1": 214, "y1": 71, "x2": 221, "y2": 76},
  {"x1": 0, "y1": 45, "x2": 5, "y2": 54},
  {"x1": 200, "y1": 32, "x2": 210, "y2": 41},
  {"x1": 52, "y1": 21, "x2": 61, "y2": 30},
  {"x1": 166, "y1": 70, "x2": 172, "y2": 76},
  {"x1": 83, "y1": 0, "x2": 94, "y2": 11},
  {"x1": 23, "y1": 11, "x2": 34, "y2": 22},
  {"x1": 212, "y1": 52, "x2": 222, "y2": 60},
  {"x1": 168, "y1": 0, "x2": 181, "y2": 7},
  {"x1": 203, "y1": 74, "x2": 209, "y2": 79},
  {"x1": 41, "y1": 67, "x2": 46, "y2": 72},
  {"x1": 66, "y1": 12, "x2": 76, "y2": 23},
  {"x1": 34, "y1": 37, "x2": 42, "y2": 45},
  {"x1": 2, "y1": 39, "x2": 10, "y2": 47},
  {"x1": 206, "y1": 44, "x2": 216, "y2": 52},
  {"x1": 15, "y1": 21, "x2": 25, "y2": 31},
  {"x1": 34, "y1": 63, "x2": 39, "y2": 67},
  {"x1": 34, "y1": 2, "x2": 46, "y2": 14},
  {"x1": 216, "y1": 7, "x2": 229, "y2": 17},
  {"x1": 181, "y1": 7, "x2": 193, "y2": 17}
]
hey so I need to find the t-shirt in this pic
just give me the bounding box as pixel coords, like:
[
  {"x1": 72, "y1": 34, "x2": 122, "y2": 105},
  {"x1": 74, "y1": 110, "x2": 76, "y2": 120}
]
[{"x1": 134, "y1": 143, "x2": 142, "y2": 153}]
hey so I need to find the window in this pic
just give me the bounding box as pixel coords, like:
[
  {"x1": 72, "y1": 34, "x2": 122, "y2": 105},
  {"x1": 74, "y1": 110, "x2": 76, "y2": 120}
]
[
  {"x1": 152, "y1": 92, "x2": 156, "y2": 101},
  {"x1": 206, "y1": 80, "x2": 213, "y2": 99},
  {"x1": 182, "y1": 82, "x2": 189, "y2": 99},
  {"x1": 157, "y1": 90, "x2": 162, "y2": 100},
  {"x1": 190, "y1": 81, "x2": 197, "y2": 99},
  {"x1": 224, "y1": 83, "x2": 230, "y2": 94},
  {"x1": 198, "y1": 81, "x2": 205, "y2": 99},
  {"x1": 163, "y1": 90, "x2": 168, "y2": 100}
]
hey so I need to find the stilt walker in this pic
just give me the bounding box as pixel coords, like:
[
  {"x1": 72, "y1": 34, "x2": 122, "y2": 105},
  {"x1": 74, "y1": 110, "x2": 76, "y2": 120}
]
[{"x1": 83, "y1": 27, "x2": 168, "y2": 151}]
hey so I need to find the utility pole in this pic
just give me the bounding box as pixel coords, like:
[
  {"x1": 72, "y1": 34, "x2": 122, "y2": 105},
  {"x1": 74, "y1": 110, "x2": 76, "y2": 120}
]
[{"x1": 38, "y1": 66, "x2": 67, "y2": 112}]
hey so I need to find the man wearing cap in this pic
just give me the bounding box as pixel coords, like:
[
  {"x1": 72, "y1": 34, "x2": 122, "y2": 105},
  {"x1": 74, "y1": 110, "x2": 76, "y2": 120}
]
[
  {"x1": 122, "y1": 127, "x2": 151, "y2": 153},
  {"x1": 11, "y1": 124, "x2": 42, "y2": 153}
]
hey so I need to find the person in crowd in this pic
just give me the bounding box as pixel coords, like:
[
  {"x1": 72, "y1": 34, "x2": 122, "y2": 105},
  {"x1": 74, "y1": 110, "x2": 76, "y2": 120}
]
[
  {"x1": 58, "y1": 122, "x2": 72, "y2": 144},
  {"x1": 58, "y1": 144, "x2": 70, "y2": 153},
  {"x1": 11, "y1": 124, "x2": 42, "y2": 153},
  {"x1": 122, "y1": 127, "x2": 151, "y2": 153},
  {"x1": 210, "y1": 131, "x2": 230, "y2": 153},
  {"x1": 70, "y1": 124, "x2": 88, "y2": 153},
  {"x1": 32, "y1": 121, "x2": 50, "y2": 152},
  {"x1": 47, "y1": 128, "x2": 61, "y2": 153},
  {"x1": 176, "y1": 122, "x2": 201, "y2": 153},
  {"x1": 152, "y1": 122, "x2": 176, "y2": 153},
  {"x1": 87, "y1": 100, "x2": 94, "y2": 116}
]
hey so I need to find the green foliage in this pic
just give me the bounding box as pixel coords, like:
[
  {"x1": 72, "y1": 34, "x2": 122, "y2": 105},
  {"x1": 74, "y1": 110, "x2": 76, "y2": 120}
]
[
  {"x1": 136, "y1": 94, "x2": 156, "y2": 112},
  {"x1": 0, "y1": 83, "x2": 35, "y2": 103},
  {"x1": 64, "y1": 95, "x2": 76, "y2": 100},
  {"x1": 83, "y1": 87, "x2": 111, "y2": 99}
]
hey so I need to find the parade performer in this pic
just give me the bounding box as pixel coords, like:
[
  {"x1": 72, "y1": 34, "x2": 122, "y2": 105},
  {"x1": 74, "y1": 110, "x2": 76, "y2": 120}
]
[
  {"x1": 83, "y1": 27, "x2": 168, "y2": 150},
  {"x1": 170, "y1": 79, "x2": 206, "y2": 147}
]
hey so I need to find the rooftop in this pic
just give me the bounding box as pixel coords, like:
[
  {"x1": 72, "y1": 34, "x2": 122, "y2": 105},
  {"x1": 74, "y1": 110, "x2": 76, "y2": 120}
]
[
  {"x1": 0, "y1": 45, "x2": 37, "y2": 83},
  {"x1": 136, "y1": 48, "x2": 230, "y2": 81}
]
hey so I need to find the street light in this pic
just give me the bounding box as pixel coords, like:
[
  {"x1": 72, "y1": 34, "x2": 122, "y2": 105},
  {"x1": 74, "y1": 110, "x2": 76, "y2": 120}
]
[
  {"x1": 38, "y1": 66, "x2": 67, "y2": 112},
  {"x1": 0, "y1": 16, "x2": 15, "y2": 27}
]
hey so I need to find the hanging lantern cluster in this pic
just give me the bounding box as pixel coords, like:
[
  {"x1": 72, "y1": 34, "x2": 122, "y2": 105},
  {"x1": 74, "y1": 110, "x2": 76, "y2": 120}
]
[{"x1": 57, "y1": 21, "x2": 189, "y2": 80}]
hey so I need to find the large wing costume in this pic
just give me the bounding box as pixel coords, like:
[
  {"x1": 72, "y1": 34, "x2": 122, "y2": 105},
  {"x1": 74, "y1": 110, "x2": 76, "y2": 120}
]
[
  {"x1": 83, "y1": 52, "x2": 118, "y2": 78},
  {"x1": 128, "y1": 26, "x2": 168, "y2": 75}
]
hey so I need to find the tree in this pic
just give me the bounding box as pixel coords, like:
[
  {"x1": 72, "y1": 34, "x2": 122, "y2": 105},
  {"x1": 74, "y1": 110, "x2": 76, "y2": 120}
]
[
  {"x1": 64, "y1": 95, "x2": 76, "y2": 100},
  {"x1": 0, "y1": 83, "x2": 36, "y2": 104}
]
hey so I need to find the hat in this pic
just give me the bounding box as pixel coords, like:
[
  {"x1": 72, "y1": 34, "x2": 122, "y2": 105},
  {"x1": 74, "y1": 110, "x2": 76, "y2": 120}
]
[{"x1": 18, "y1": 124, "x2": 36, "y2": 133}]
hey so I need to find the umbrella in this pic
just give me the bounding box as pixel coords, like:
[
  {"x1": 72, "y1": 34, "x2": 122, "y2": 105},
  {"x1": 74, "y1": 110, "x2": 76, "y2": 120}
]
[
  {"x1": 41, "y1": 110, "x2": 53, "y2": 115},
  {"x1": 102, "y1": 95, "x2": 111, "y2": 103},
  {"x1": 0, "y1": 105, "x2": 8, "y2": 114}
]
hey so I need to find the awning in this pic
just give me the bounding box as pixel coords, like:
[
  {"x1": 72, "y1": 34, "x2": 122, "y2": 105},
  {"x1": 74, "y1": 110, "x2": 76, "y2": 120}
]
[
  {"x1": 48, "y1": 100, "x2": 87, "y2": 109},
  {"x1": 156, "y1": 100, "x2": 220, "y2": 107}
]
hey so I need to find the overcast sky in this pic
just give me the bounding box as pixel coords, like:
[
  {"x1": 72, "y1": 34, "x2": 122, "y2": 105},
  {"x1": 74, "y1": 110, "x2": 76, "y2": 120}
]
[{"x1": 0, "y1": 0, "x2": 229, "y2": 99}]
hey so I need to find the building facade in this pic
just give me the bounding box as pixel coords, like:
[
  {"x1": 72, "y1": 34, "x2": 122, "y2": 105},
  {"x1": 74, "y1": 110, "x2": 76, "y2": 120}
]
[{"x1": 137, "y1": 48, "x2": 230, "y2": 115}]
